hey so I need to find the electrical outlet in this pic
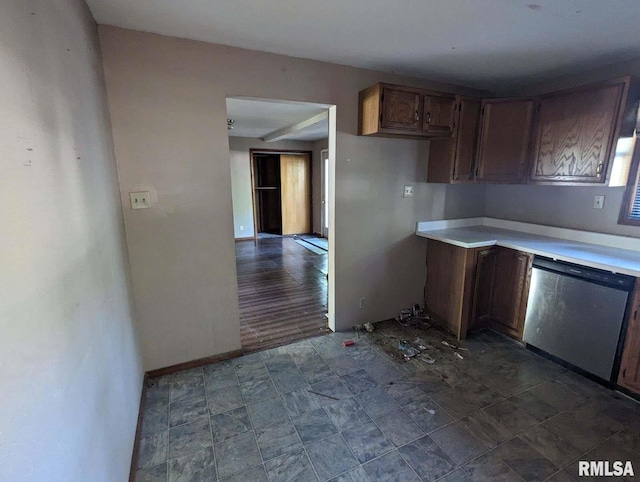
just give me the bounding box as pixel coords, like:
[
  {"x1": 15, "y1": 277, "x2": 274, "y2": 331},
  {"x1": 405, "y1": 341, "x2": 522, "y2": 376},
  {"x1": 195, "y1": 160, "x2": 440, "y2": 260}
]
[
  {"x1": 129, "y1": 191, "x2": 151, "y2": 209},
  {"x1": 593, "y1": 195, "x2": 605, "y2": 210},
  {"x1": 359, "y1": 297, "x2": 366, "y2": 309},
  {"x1": 403, "y1": 185, "x2": 414, "y2": 198},
  {"x1": 239, "y1": 225, "x2": 244, "y2": 231}
]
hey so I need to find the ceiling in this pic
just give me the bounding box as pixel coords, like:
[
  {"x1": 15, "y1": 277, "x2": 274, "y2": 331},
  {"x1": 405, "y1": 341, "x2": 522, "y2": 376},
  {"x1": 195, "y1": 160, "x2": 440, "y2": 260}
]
[
  {"x1": 86, "y1": 0, "x2": 640, "y2": 90},
  {"x1": 225, "y1": 98, "x2": 329, "y2": 142}
]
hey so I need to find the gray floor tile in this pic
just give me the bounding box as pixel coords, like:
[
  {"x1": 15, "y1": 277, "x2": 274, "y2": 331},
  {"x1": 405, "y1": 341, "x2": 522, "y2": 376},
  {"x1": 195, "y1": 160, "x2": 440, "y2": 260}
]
[
  {"x1": 519, "y1": 424, "x2": 583, "y2": 468},
  {"x1": 292, "y1": 408, "x2": 339, "y2": 444},
  {"x1": 168, "y1": 447, "x2": 216, "y2": 482},
  {"x1": 324, "y1": 353, "x2": 360, "y2": 377},
  {"x1": 255, "y1": 419, "x2": 302, "y2": 461},
  {"x1": 463, "y1": 452, "x2": 522, "y2": 482},
  {"x1": 545, "y1": 470, "x2": 579, "y2": 482},
  {"x1": 272, "y1": 368, "x2": 309, "y2": 394},
  {"x1": 483, "y1": 400, "x2": 540, "y2": 435},
  {"x1": 397, "y1": 435, "x2": 456, "y2": 481},
  {"x1": 429, "y1": 388, "x2": 480, "y2": 419},
  {"x1": 215, "y1": 431, "x2": 262, "y2": 479},
  {"x1": 210, "y1": 406, "x2": 251, "y2": 443},
  {"x1": 240, "y1": 378, "x2": 278, "y2": 404},
  {"x1": 310, "y1": 378, "x2": 353, "y2": 405},
  {"x1": 459, "y1": 409, "x2": 513, "y2": 448},
  {"x1": 247, "y1": 396, "x2": 288, "y2": 429},
  {"x1": 219, "y1": 465, "x2": 268, "y2": 482},
  {"x1": 203, "y1": 367, "x2": 238, "y2": 393},
  {"x1": 430, "y1": 421, "x2": 490, "y2": 465},
  {"x1": 136, "y1": 463, "x2": 168, "y2": 482},
  {"x1": 298, "y1": 360, "x2": 335, "y2": 384},
  {"x1": 234, "y1": 361, "x2": 270, "y2": 384},
  {"x1": 142, "y1": 402, "x2": 170, "y2": 436},
  {"x1": 456, "y1": 380, "x2": 505, "y2": 408},
  {"x1": 307, "y1": 434, "x2": 359, "y2": 481},
  {"x1": 233, "y1": 352, "x2": 262, "y2": 365},
  {"x1": 519, "y1": 380, "x2": 583, "y2": 413},
  {"x1": 375, "y1": 409, "x2": 426, "y2": 447},
  {"x1": 403, "y1": 399, "x2": 454, "y2": 433},
  {"x1": 356, "y1": 386, "x2": 401, "y2": 418},
  {"x1": 508, "y1": 389, "x2": 559, "y2": 421},
  {"x1": 493, "y1": 437, "x2": 558, "y2": 482},
  {"x1": 384, "y1": 381, "x2": 429, "y2": 406},
  {"x1": 207, "y1": 386, "x2": 244, "y2": 415},
  {"x1": 324, "y1": 397, "x2": 371, "y2": 431},
  {"x1": 328, "y1": 466, "x2": 369, "y2": 482},
  {"x1": 138, "y1": 431, "x2": 169, "y2": 469},
  {"x1": 282, "y1": 387, "x2": 322, "y2": 416},
  {"x1": 340, "y1": 369, "x2": 378, "y2": 394},
  {"x1": 170, "y1": 395, "x2": 208, "y2": 428},
  {"x1": 341, "y1": 421, "x2": 393, "y2": 463},
  {"x1": 171, "y1": 372, "x2": 206, "y2": 403},
  {"x1": 362, "y1": 450, "x2": 420, "y2": 482},
  {"x1": 168, "y1": 419, "x2": 212, "y2": 459},
  {"x1": 438, "y1": 468, "x2": 472, "y2": 482},
  {"x1": 364, "y1": 360, "x2": 403, "y2": 386},
  {"x1": 264, "y1": 448, "x2": 319, "y2": 482},
  {"x1": 145, "y1": 378, "x2": 171, "y2": 406},
  {"x1": 264, "y1": 354, "x2": 296, "y2": 373}
]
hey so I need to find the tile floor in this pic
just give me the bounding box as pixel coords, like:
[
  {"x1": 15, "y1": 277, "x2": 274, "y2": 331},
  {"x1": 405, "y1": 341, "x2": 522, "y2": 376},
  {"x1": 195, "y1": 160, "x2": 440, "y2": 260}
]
[{"x1": 135, "y1": 327, "x2": 640, "y2": 482}]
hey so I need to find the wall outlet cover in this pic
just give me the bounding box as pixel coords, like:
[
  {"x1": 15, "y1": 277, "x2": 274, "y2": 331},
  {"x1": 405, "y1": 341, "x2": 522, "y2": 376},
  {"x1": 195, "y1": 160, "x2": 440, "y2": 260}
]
[
  {"x1": 593, "y1": 195, "x2": 605, "y2": 210},
  {"x1": 403, "y1": 185, "x2": 414, "y2": 198},
  {"x1": 130, "y1": 191, "x2": 151, "y2": 209}
]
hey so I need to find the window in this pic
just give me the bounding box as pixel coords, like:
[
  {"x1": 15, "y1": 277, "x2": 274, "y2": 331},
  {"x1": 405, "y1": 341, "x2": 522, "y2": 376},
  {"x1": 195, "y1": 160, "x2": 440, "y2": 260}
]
[{"x1": 619, "y1": 134, "x2": 640, "y2": 226}]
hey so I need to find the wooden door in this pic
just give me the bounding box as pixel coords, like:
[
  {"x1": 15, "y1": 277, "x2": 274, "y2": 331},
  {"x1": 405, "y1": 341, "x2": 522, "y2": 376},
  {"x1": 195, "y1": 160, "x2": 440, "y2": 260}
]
[
  {"x1": 380, "y1": 87, "x2": 421, "y2": 132},
  {"x1": 490, "y1": 249, "x2": 532, "y2": 339},
  {"x1": 280, "y1": 154, "x2": 311, "y2": 235},
  {"x1": 470, "y1": 248, "x2": 497, "y2": 331},
  {"x1": 423, "y1": 94, "x2": 456, "y2": 136},
  {"x1": 530, "y1": 83, "x2": 625, "y2": 183},
  {"x1": 618, "y1": 282, "x2": 640, "y2": 394},
  {"x1": 476, "y1": 99, "x2": 535, "y2": 183}
]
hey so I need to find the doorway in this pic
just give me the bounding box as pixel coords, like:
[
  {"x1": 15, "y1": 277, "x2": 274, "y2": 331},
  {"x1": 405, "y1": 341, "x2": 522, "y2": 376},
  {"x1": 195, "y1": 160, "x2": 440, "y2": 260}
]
[
  {"x1": 251, "y1": 150, "x2": 312, "y2": 238},
  {"x1": 226, "y1": 97, "x2": 335, "y2": 352}
]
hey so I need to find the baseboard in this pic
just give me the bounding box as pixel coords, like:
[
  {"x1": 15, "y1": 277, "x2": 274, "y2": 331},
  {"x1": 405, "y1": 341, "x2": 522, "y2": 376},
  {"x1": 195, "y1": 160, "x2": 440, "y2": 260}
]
[
  {"x1": 129, "y1": 374, "x2": 148, "y2": 482},
  {"x1": 146, "y1": 349, "x2": 244, "y2": 378},
  {"x1": 235, "y1": 236, "x2": 254, "y2": 241}
]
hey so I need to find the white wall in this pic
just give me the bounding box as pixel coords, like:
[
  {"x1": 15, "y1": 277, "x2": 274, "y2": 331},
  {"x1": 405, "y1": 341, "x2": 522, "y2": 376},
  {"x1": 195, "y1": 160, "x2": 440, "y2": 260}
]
[
  {"x1": 229, "y1": 136, "x2": 316, "y2": 238},
  {"x1": 313, "y1": 138, "x2": 329, "y2": 235},
  {"x1": 0, "y1": 2, "x2": 143, "y2": 481},
  {"x1": 98, "y1": 26, "x2": 488, "y2": 370}
]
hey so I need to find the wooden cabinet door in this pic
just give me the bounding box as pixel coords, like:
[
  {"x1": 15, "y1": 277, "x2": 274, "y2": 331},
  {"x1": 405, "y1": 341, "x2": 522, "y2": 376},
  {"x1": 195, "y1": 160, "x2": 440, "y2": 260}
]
[
  {"x1": 530, "y1": 83, "x2": 625, "y2": 183},
  {"x1": 618, "y1": 282, "x2": 640, "y2": 394},
  {"x1": 423, "y1": 94, "x2": 456, "y2": 136},
  {"x1": 280, "y1": 154, "x2": 311, "y2": 235},
  {"x1": 476, "y1": 99, "x2": 535, "y2": 183},
  {"x1": 470, "y1": 248, "x2": 497, "y2": 331},
  {"x1": 427, "y1": 97, "x2": 481, "y2": 183},
  {"x1": 490, "y1": 249, "x2": 532, "y2": 338},
  {"x1": 380, "y1": 87, "x2": 421, "y2": 132}
]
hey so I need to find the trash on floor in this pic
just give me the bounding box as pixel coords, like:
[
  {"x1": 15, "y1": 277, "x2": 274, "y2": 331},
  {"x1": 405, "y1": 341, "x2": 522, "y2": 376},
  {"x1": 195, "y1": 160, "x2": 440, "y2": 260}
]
[
  {"x1": 342, "y1": 340, "x2": 355, "y2": 347},
  {"x1": 424, "y1": 408, "x2": 436, "y2": 415},
  {"x1": 454, "y1": 352, "x2": 464, "y2": 360},
  {"x1": 396, "y1": 303, "x2": 432, "y2": 328},
  {"x1": 442, "y1": 340, "x2": 469, "y2": 351},
  {"x1": 363, "y1": 322, "x2": 375, "y2": 333},
  {"x1": 308, "y1": 389, "x2": 339, "y2": 401}
]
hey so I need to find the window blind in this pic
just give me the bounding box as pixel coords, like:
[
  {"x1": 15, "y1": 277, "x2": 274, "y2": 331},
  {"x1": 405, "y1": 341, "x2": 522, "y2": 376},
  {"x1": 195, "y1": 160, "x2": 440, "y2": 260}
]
[{"x1": 631, "y1": 183, "x2": 640, "y2": 219}]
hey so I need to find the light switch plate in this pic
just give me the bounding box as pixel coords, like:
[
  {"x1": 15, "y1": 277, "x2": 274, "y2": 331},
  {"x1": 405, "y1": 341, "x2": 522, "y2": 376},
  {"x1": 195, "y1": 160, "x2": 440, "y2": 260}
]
[
  {"x1": 593, "y1": 195, "x2": 605, "y2": 210},
  {"x1": 130, "y1": 191, "x2": 151, "y2": 209},
  {"x1": 403, "y1": 185, "x2": 414, "y2": 198}
]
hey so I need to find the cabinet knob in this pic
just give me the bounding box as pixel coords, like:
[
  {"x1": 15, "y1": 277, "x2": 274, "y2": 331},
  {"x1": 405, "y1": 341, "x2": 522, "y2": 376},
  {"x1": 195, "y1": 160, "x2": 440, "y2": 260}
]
[
  {"x1": 596, "y1": 162, "x2": 604, "y2": 176},
  {"x1": 415, "y1": 110, "x2": 420, "y2": 123},
  {"x1": 426, "y1": 112, "x2": 432, "y2": 125}
]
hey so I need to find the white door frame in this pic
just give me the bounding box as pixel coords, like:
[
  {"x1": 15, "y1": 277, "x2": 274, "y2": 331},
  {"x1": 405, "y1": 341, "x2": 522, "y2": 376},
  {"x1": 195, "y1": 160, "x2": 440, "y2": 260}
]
[{"x1": 320, "y1": 148, "x2": 329, "y2": 238}]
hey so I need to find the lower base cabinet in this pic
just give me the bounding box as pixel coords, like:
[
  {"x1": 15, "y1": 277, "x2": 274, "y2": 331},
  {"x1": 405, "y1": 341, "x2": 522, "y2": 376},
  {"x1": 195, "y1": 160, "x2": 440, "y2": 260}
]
[
  {"x1": 424, "y1": 241, "x2": 532, "y2": 340},
  {"x1": 618, "y1": 283, "x2": 640, "y2": 395}
]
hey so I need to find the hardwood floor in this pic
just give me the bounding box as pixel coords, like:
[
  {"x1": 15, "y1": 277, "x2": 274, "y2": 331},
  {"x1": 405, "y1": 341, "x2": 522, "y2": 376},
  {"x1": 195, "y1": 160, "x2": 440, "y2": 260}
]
[{"x1": 235, "y1": 236, "x2": 329, "y2": 352}]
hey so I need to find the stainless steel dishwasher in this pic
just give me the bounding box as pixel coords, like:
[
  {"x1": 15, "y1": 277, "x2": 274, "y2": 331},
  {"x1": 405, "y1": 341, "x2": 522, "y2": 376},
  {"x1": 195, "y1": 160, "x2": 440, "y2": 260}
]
[{"x1": 523, "y1": 256, "x2": 635, "y2": 382}]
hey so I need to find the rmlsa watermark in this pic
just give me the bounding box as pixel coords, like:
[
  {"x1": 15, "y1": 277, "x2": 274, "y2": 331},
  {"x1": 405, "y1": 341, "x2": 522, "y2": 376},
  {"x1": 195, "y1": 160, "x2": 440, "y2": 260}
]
[{"x1": 578, "y1": 461, "x2": 634, "y2": 477}]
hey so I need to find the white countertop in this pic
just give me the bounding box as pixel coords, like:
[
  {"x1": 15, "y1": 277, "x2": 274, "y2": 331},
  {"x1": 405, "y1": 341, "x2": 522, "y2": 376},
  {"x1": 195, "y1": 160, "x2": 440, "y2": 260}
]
[{"x1": 415, "y1": 218, "x2": 640, "y2": 277}]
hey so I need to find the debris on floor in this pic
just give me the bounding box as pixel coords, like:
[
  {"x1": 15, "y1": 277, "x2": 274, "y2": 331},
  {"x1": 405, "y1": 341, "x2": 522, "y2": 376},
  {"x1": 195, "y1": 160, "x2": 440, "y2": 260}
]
[
  {"x1": 308, "y1": 389, "x2": 339, "y2": 401},
  {"x1": 363, "y1": 322, "x2": 375, "y2": 333},
  {"x1": 396, "y1": 303, "x2": 432, "y2": 328},
  {"x1": 342, "y1": 340, "x2": 355, "y2": 347}
]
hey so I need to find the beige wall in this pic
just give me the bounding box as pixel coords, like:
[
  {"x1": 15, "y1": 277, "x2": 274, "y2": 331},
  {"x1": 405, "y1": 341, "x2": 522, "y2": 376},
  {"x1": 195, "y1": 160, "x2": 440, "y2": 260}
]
[
  {"x1": 486, "y1": 57, "x2": 640, "y2": 238},
  {"x1": 98, "y1": 26, "x2": 487, "y2": 370},
  {"x1": 0, "y1": 2, "x2": 142, "y2": 481},
  {"x1": 229, "y1": 136, "x2": 317, "y2": 239}
]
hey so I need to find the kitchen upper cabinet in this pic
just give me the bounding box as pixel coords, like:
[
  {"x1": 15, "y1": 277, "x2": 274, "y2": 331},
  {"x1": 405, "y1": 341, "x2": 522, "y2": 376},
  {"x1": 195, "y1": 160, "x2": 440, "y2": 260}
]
[
  {"x1": 359, "y1": 83, "x2": 455, "y2": 138},
  {"x1": 530, "y1": 78, "x2": 632, "y2": 184},
  {"x1": 475, "y1": 98, "x2": 535, "y2": 183},
  {"x1": 380, "y1": 87, "x2": 421, "y2": 132},
  {"x1": 618, "y1": 282, "x2": 640, "y2": 395},
  {"x1": 423, "y1": 94, "x2": 457, "y2": 136},
  {"x1": 490, "y1": 249, "x2": 533, "y2": 339},
  {"x1": 427, "y1": 97, "x2": 482, "y2": 183}
]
